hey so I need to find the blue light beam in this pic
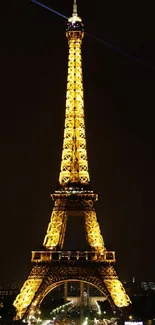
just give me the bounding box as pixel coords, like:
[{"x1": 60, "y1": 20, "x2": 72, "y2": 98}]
[
  {"x1": 31, "y1": 0, "x2": 155, "y2": 72},
  {"x1": 31, "y1": 0, "x2": 68, "y2": 19},
  {"x1": 85, "y1": 32, "x2": 155, "y2": 72}
]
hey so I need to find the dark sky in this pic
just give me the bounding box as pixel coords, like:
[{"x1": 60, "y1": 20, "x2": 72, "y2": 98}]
[{"x1": 0, "y1": 0, "x2": 155, "y2": 287}]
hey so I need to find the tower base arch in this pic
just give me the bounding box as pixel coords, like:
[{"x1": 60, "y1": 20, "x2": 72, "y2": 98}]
[{"x1": 13, "y1": 252, "x2": 131, "y2": 320}]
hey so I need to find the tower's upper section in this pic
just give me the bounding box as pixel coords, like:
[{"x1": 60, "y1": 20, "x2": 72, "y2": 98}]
[
  {"x1": 59, "y1": 1, "x2": 90, "y2": 186},
  {"x1": 66, "y1": 0, "x2": 84, "y2": 39}
]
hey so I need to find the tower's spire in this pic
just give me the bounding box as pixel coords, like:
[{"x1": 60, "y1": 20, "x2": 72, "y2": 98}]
[
  {"x1": 68, "y1": 0, "x2": 82, "y2": 24},
  {"x1": 73, "y1": 0, "x2": 77, "y2": 17}
]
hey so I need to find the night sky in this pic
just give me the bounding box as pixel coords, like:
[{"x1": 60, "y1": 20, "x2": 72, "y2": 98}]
[{"x1": 0, "y1": 0, "x2": 155, "y2": 288}]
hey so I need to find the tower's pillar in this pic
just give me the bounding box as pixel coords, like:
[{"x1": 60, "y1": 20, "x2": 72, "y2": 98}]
[
  {"x1": 80, "y1": 281, "x2": 84, "y2": 305},
  {"x1": 64, "y1": 281, "x2": 68, "y2": 304},
  {"x1": 80, "y1": 281, "x2": 84, "y2": 322},
  {"x1": 87, "y1": 283, "x2": 89, "y2": 306}
]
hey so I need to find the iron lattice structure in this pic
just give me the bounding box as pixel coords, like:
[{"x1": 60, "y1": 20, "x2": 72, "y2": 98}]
[{"x1": 13, "y1": 1, "x2": 131, "y2": 320}]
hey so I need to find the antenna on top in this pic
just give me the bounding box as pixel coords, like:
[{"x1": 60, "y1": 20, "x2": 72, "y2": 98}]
[{"x1": 73, "y1": 0, "x2": 78, "y2": 16}]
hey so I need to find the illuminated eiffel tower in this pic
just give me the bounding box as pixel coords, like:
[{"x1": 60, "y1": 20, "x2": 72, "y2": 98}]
[{"x1": 13, "y1": 0, "x2": 131, "y2": 320}]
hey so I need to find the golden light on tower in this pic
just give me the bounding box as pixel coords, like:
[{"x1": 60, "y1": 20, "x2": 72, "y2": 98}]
[{"x1": 13, "y1": 1, "x2": 131, "y2": 320}]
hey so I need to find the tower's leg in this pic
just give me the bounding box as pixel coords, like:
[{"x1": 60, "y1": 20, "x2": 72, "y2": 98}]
[
  {"x1": 13, "y1": 265, "x2": 49, "y2": 320},
  {"x1": 99, "y1": 266, "x2": 131, "y2": 308},
  {"x1": 83, "y1": 208, "x2": 105, "y2": 253},
  {"x1": 43, "y1": 198, "x2": 67, "y2": 249}
]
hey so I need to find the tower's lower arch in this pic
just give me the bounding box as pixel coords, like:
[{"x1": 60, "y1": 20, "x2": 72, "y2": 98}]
[
  {"x1": 36, "y1": 278, "x2": 114, "y2": 310},
  {"x1": 24, "y1": 265, "x2": 120, "y2": 320}
]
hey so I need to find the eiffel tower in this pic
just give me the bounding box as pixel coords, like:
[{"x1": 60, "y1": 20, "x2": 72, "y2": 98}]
[{"x1": 13, "y1": 0, "x2": 131, "y2": 320}]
